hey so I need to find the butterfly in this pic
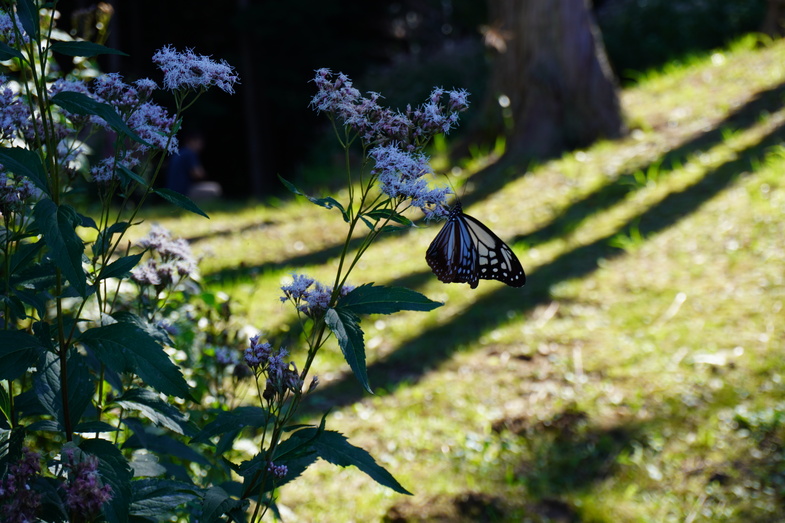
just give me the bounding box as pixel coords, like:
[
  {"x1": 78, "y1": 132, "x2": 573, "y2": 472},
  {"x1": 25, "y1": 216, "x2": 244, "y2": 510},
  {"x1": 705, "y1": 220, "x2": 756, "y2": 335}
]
[{"x1": 426, "y1": 202, "x2": 526, "y2": 289}]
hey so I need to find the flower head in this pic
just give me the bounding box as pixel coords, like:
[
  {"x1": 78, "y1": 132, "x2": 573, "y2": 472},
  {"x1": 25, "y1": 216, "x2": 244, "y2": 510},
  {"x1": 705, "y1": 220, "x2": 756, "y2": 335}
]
[
  {"x1": 369, "y1": 144, "x2": 452, "y2": 216},
  {"x1": 310, "y1": 69, "x2": 470, "y2": 150},
  {"x1": 280, "y1": 273, "x2": 354, "y2": 318},
  {"x1": 0, "y1": 448, "x2": 42, "y2": 522},
  {"x1": 0, "y1": 9, "x2": 30, "y2": 46},
  {"x1": 62, "y1": 450, "x2": 113, "y2": 519},
  {"x1": 152, "y1": 45, "x2": 240, "y2": 94},
  {"x1": 132, "y1": 225, "x2": 198, "y2": 288}
]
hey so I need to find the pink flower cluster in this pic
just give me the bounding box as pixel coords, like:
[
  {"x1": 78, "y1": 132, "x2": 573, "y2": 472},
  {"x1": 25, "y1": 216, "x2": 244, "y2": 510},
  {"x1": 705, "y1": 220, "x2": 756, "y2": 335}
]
[
  {"x1": 131, "y1": 224, "x2": 198, "y2": 288},
  {"x1": 0, "y1": 448, "x2": 42, "y2": 522},
  {"x1": 0, "y1": 172, "x2": 36, "y2": 215},
  {"x1": 369, "y1": 144, "x2": 452, "y2": 219},
  {"x1": 62, "y1": 450, "x2": 113, "y2": 518},
  {"x1": 152, "y1": 45, "x2": 240, "y2": 94},
  {"x1": 0, "y1": 9, "x2": 29, "y2": 46},
  {"x1": 311, "y1": 69, "x2": 470, "y2": 217},
  {"x1": 47, "y1": 73, "x2": 179, "y2": 183},
  {"x1": 244, "y1": 336, "x2": 304, "y2": 397},
  {"x1": 310, "y1": 68, "x2": 469, "y2": 149},
  {"x1": 280, "y1": 273, "x2": 354, "y2": 318}
]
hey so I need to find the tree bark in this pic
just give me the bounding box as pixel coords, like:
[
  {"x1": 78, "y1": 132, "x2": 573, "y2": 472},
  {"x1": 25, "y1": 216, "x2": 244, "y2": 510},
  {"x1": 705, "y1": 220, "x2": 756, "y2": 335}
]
[
  {"x1": 762, "y1": 0, "x2": 785, "y2": 36},
  {"x1": 478, "y1": 0, "x2": 625, "y2": 158}
]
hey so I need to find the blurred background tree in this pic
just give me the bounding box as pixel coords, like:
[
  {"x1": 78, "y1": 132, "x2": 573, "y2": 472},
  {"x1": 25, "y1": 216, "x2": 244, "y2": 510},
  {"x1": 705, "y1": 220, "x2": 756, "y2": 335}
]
[
  {"x1": 59, "y1": 0, "x2": 768, "y2": 198},
  {"x1": 473, "y1": 0, "x2": 625, "y2": 159}
]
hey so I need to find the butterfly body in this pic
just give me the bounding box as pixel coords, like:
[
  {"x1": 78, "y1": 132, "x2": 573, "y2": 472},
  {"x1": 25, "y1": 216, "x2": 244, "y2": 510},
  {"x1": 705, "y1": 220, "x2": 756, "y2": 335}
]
[{"x1": 426, "y1": 202, "x2": 526, "y2": 289}]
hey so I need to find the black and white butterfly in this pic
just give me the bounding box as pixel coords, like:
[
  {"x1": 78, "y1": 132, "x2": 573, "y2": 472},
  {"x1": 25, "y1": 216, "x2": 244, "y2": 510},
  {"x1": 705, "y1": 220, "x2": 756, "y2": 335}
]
[{"x1": 426, "y1": 202, "x2": 526, "y2": 289}]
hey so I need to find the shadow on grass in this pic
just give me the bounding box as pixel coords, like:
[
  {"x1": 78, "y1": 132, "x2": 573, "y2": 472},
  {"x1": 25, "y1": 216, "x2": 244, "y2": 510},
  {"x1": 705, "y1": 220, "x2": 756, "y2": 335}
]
[
  {"x1": 495, "y1": 407, "x2": 647, "y2": 498},
  {"x1": 199, "y1": 82, "x2": 785, "y2": 287},
  {"x1": 299, "y1": 118, "x2": 785, "y2": 415}
]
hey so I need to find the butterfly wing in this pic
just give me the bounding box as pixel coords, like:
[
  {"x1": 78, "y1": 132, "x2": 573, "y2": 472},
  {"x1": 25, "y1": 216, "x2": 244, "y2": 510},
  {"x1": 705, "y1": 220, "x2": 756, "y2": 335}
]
[
  {"x1": 426, "y1": 205, "x2": 480, "y2": 288},
  {"x1": 460, "y1": 212, "x2": 526, "y2": 287},
  {"x1": 426, "y1": 203, "x2": 526, "y2": 289}
]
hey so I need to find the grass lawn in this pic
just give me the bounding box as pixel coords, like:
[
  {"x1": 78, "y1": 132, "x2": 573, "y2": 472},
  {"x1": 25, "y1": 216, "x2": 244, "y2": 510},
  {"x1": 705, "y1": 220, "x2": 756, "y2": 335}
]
[{"x1": 141, "y1": 34, "x2": 785, "y2": 522}]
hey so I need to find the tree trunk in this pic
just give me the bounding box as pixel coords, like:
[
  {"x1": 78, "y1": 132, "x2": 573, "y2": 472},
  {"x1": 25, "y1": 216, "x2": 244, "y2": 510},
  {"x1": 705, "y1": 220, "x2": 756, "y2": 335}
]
[
  {"x1": 762, "y1": 0, "x2": 785, "y2": 36},
  {"x1": 478, "y1": 0, "x2": 625, "y2": 158}
]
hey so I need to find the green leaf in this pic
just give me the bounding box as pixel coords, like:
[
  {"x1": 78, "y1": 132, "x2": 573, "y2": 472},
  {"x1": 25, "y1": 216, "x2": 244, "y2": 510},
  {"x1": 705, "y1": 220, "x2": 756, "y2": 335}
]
[
  {"x1": 122, "y1": 419, "x2": 206, "y2": 465},
  {"x1": 0, "y1": 329, "x2": 45, "y2": 380},
  {"x1": 0, "y1": 41, "x2": 24, "y2": 60},
  {"x1": 363, "y1": 208, "x2": 414, "y2": 227},
  {"x1": 10, "y1": 239, "x2": 44, "y2": 274},
  {"x1": 130, "y1": 479, "x2": 200, "y2": 518},
  {"x1": 33, "y1": 199, "x2": 88, "y2": 296},
  {"x1": 278, "y1": 175, "x2": 349, "y2": 221},
  {"x1": 299, "y1": 429, "x2": 412, "y2": 495},
  {"x1": 0, "y1": 146, "x2": 50, "y2": 195},
  {"x1": 79, "y1": 323, "x2": 192, "y2": 399},
  {"x1": 200, "y1": 486, "x2": 247, "y2": 523},
  {"x1": 154, "y1": 188, "x2": 209, "y2": 218},
  {"x1": 191, "y1": 406, "x2": 273, "y2": 445},
  {"x1": 92, "y1": 221, "x2": 130, "y2": 258},
  {"x1": 34, "y1": 350, "x2": 94, "y2": 431},
  {"x1": 16, "y1": 0, "x2": 39, "y2": 42},
  {"x1": 0, "y1": 384, "x2": 10, "y2": 425},
  {"x1": 359, "y1": 214, "x2": 375, "y2": 231},
  {"x1": 51, "y1": 91, "x2": 151, "y2": 147},
  {"x1": 79, "y1": 439, "x2": 133, "y2": 523},
  {"x1": 112, "y1": 311, "x2": 173, "y2": 347},
  {"x1": 116, "y1": 163, "x2": 148, "y2": 188},
  {"x1": 97, "y1": 253, "x2": 143, "y2": 281},
  {"x1": 50, "y1": 40, "x2": 128, "y2": 57},
  {"x1": 112, "y1": 388, "x2": 189, "y2": 434},
  {"x1": 324, "y1": 307, "x2": 371, "y2": 394},
  {"x1": 338, "y1": 283, "x2": 443, "y2": 315},
  {"x1": 73, "y1": 421, "x2": 119, "y2": 433}
]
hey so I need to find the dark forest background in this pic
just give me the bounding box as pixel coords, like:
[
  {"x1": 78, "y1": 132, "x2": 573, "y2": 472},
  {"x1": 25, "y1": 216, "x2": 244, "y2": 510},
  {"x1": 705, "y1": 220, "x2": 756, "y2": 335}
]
[{"x1": 58, "y1": 0, "x2": 767, "y2": 198}]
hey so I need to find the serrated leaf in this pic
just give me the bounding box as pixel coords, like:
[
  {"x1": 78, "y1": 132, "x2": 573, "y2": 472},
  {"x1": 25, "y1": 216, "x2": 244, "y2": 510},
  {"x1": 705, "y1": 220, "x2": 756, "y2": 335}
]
[
  {"x1": 359, "y1": 214, "x2": 375, "y2": 231},
  {"x1": 130, "y1": 479, "x2": 200, "y2": 517},
  {"x1": 123, "y1": 419, "x2": 207, "y2": 465},
  {"x1": 0, "y1": 329, "x2": 45, "y2": 380},
  {"x1": 50, "y1": 40, "x2": 128, "y2": 57},
  {"x1": 33, "y1": 199, "x2": 87, "y2": 296},
  {"x1": 191, "y1": 406, "x2": 273, "y2": 445},
  {"x1": 154, "y1": 188, "x2": 209, "y2": 218},
  {"x1": 0, "y1": 40, "x2": 24, "y2": 60},
  {"x1": 112, "y1": 388, "x2": 189, "y2": 434},
  {"x1": 92, "y1": 221, "x2": 131, "y2": 258},
  {"x1": 97, "y1": 253, "x2": 142, "y2": 281},
  {"x1": 16, "y1": 0, "x2": 39, "y2": 42},
  {"x1": 324, "y1": 307, "x2": 371, "y2": 393},
  {"x1": 51, "y1": 91, "x2": 150, "y2": 147},
  {"x1": 363, "y1": 208, "x2": 414, "y2": 226},
  {"x1": 0, "y1": 384, "x2": 10, "y2": 424},
  {"x1": 10, "y1": 239, "x2": 45, "y2": 274},
  {"x1": 34, "y1": 350, "x2": 94, "y2": 431},
  {"x1": 79, "y1": 323, "x2": 192, "y2": 399},
  {"x1": 0, "y1": 146, "x2": 51, "y2": 195},
  {"x1": 0, "y1": 294, "x2": 27, "y2": 320},
  {"x1": 79, "y1": 439, "x2": 133, "y2": 523},
  {"x1": 73, "y1": 421, "x2": 119, "y2": 433},
  {"x1": 112, "y1": 311, "x2": 173, "y2": 347},
  {"x1": 31, "y1": 476, "x2": 69, "y2": 522},
  {"x1": 200, "y1": 486, "x2": 247, "y2": 523},
  {"x1": 338, "y1": 283, "x2": 443, "y2": 315},
  {"x1": 278, "y1": 175, "x2": 349, "y2": 221},
  {"x1": 116, "y1": 163, "x2": 148, "y2": 188},
  {"x1": 293, "y1": 428, "x2": 412, "y2": 495}
]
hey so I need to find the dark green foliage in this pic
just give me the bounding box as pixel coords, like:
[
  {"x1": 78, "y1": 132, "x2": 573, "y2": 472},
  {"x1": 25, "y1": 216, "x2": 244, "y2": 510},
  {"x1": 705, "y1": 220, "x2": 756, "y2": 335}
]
[{"x1": 597, "y1": 0, "x2": 768, "y2": 80}]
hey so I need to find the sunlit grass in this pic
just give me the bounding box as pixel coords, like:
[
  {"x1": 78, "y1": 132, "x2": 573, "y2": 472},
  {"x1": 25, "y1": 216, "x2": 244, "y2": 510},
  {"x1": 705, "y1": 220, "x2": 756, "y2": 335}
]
[{"x1": 141, "y1": 33, "x2": 785, "y2": 521}]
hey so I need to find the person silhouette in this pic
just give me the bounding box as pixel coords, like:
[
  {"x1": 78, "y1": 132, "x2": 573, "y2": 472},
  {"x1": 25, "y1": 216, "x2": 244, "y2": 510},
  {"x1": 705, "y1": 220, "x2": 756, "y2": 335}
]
[{"x1": 166, "y1": 130, "x2": 222, "y2": 200}]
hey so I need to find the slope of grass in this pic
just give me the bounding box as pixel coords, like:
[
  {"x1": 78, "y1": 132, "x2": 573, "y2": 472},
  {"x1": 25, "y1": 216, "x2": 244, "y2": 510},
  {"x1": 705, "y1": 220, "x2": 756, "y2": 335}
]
[{"x1": 143, "y1": 35, "x2": 785, "y2": 521}]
